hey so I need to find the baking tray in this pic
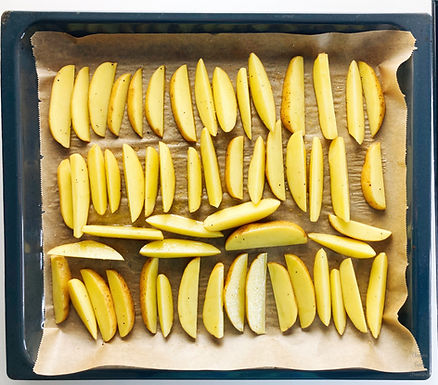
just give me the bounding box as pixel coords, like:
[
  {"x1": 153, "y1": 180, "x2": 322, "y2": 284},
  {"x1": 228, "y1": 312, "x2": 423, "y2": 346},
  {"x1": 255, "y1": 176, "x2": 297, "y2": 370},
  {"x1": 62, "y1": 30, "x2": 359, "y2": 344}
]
[{"x1": 1, "y1": 11, "x2": 433, "y2": 380}]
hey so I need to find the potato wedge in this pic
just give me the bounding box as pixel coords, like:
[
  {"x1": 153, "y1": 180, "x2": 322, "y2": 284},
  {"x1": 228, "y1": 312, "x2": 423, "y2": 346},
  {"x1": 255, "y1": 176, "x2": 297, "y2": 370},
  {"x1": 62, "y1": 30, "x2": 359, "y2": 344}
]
[
  {"x1": 266, "y1": 120, "x2": 286, "y2": 200},
  {"x1": 286, "y1": 131, "x2": 307, "y2": 212},
  {"x1": 328, "y1": 214, "x2": 391, "y2": 242},
  {"x1": 145, "y1": 65, "x2": 165, "y2": 137},
  {"x1": 47, "y1": 240, "x2": 124, "y2": 261},
  {"x1": 236, "y1": 67, "x2": 252, "y2": 139},
  {"x1": 313, "y1": 249, "x2": 331, "y2": 326},
  {"x1": 187, "y1": 147, "x2": 202, "y2": 213},
  {"x1": 157, "y1": 274, "x2": 173, "y2": 337},
  {"x1": 82, "y1": 225, "x2": 163, "y2": 240},
  {"x1": 107, "y1": 72, "x2": 131, "y2": 136},
  {"x1": 57, "y1": 159, "x2": 73, "y2": 229},
  {"x1": 346, "y1": 60, "x2": 365, "y2": 145},
  {"x1": 51, "y1": 255, "x2": 71, "y2": 324},
  {"x1": 70, "y1": 153, "x2": 90, "y2": 238},
  {"x1": 139, "y1": 239, "x2": 220, "y2": 258},
  {"x1": 195, "y1": 59, "x2": 217, "y2": 136},
  {"x1": 203, "y1": 262, "x2": 225, "y2": 338},
  {"x1": 123, "y1": 144, "x2": 145, "y2": 222},
  {"x1": 361, "y1": 142, "x2": 386, "y2": 210},
  {"x1": 330, "y1": 268, "x2": 346, "y2": 335},
  {"x1": 87, "y1": 144, "x2": 107, "y2": 215},
  {"x1": 247, "y1": 136, "x2": 265, "y2": 204},
  {"x1": 140, "y1": 258, "x2": 158, "y2": 334},
  {"x1": 246, "y1": 253, "x2": 267, "y2": 334},
  {"x1": 144, "y1": 146, "x2": 159, "y2": 217},
  {"x1": 213, "y1": 67, "x2": 237, "y2": 133},
  {"x1": 159, "y1": 142, "x2": 175, "y2": 213},
  {"x1": 225, "y1": 136, "x2": 244, "y2": 199},
  {"x1": 308, "y1": 233, "x2": 376, "y2": 259},
  {"x1": 104, "y1": 149, "x2": 121, "y2": 214},
  {"x1": 309, "y1": 137, "x2": 323, "y2": 222},
  {"x1": 127, "y1": 68, "x2": 143, "y2": 137},
  {"x1": 71, "y1": 66, "x2": 90, "y2": 142}
]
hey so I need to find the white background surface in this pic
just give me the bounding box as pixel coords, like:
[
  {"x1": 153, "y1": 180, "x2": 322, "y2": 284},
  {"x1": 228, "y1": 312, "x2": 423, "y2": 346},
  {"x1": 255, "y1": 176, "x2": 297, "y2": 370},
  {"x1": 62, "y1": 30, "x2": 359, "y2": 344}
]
[{"x1": 0, "y1": 0, "x2": 435, "y2": 384}]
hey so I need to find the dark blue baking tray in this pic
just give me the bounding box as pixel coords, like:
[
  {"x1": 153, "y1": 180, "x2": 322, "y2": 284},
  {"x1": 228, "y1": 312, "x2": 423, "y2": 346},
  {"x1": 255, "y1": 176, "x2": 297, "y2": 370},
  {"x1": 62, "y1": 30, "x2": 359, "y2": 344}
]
[{"x1": 1, "y1": 11, "x2": 433, "y2": 380}]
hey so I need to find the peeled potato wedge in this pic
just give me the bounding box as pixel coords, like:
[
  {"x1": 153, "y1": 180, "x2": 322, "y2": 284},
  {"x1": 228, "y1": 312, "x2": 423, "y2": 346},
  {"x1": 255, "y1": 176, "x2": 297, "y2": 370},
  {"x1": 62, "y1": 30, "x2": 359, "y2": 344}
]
[
  {"x1": 346, "y1": 60, "x2": 365, "y2": 145},
  {"x1": 361, "y1": 142, "x2": 386, "y2": 210},
  {"x1": 123, "y1": 144, "x2": 145, "y2": 222},
  {"x1": 286, "y1": 131, "x2": 307, "y2": 212},
  {"x1": 246, "y1": 253, "x2": 267, "y2": 334},
  {"x1": 107, "y1": 72, "x2": 131, "y2": 136},
  {"x1": 187, "y1": 147, "x2": 202, "y2": 213},
  {"x1": 127, "y1": 68, "x2": 144, "y2": 137},
  {"x1": 157, "y1": 274, "x2": 173, "y2": 337},
  {"x1": 195, "y1": 59, "x2": 217, "y2": 136},
  {"x1": 266, "y1": 120, "x2": 286, "y2": 201},
  {"x1": 144, "y1": 146, "x2": 159, "y2": 217},
  {"x1": 82, "y1": 225, "x2": 163, "y2": 240},
  {"x1": 139, "y1": 239, "x2": 220, "y2": 258},
  {"x1": 159, "y1": 142, "x2": 175, "y2": 213},
  {"x1": 213, "y1": 66, "x2": 237, "y2": 133},
  {"x1": 313, "y1": 249, "x2": 331, "y2": 326},
  {"x1": 51, "y1": 255, "x2": 72, "y2": 324},
  {"x1": 247, "y1": 136, "x2": 265, "y2": 204},
  {"x1": 140, "y1": 258, "x2": 158, "y2": 334},
  {"x1": 203, "y1": 262, "x2": 225, "y2": 338},
  {"x1": 236, "y1": 67, "x2": 252, "y2": 139},
  {"x1": 87, "y1": 144, "x2": 107, "y2": 215},
  {"x1": 71, "y1": 66, "x2": 90, "y2": 142},
  {"x1": 47, "y1": 240, "x2": 124, "y2": 261},
  {"x1": 57, "y1": 159, "x2": 73, "y2": 229},
  {"x1": 309, "y1": 137, "x2": 323, "y2": 222},
  {"x1": 330, "y1": 268, "x2": 346, "y2": 335},
  {"x1": 70, "y1": 153, "x2": 90, "y2": 238},
  {"x1": 308, "y1": 233, "x2": 376, "y2": 259},
  {"x1": 328, "y1": 214, "x2": 391, "y2": 242},
  {"x1": 104, "y1": 149, "x2": 121, "y2": 214},
  {"x1": 145, "y1": 65, "x2": 165, "y2": 138},
  {"x1": 225, "y1": 136, "x2": 244, "y2": 199}
]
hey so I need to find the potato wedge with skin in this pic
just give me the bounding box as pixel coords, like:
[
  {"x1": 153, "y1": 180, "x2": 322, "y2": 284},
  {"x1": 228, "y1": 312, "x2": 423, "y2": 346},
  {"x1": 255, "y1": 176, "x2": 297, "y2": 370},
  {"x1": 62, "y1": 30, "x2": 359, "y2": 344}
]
[
  {"x1": 313, "y1": 249, "x2": 331, "y2": 326},
  {"x1": 57, "y1": 159, "x2": 73, "y2": 229},
  {"x1": 139, "y1": 239, "x2": 220, "y2": 258},
  {"x1": 213, "y1": 67, "x2": 237, "y2": 133},
  {"x1": 358, "y1": 61, "x2": 385, "y2": 137},
  {"x1": 225, "y1": 136, "x2": 244, "y2": 199},
  {"x1": 49, "y1": 64, "x2": 75, "y2": 148},
  {"x1": 68, "y1": 278, "x2": 97, "y2": 339},
  {"x1": 203, "y1": 198, "x2": 280, "y2": 232},
  {"x1": 140, "y1": 258, "x2": 158, "y2": 334},
  {"x1": 313, "y1": 53, "x2": 337, "y2": 139},
  {"x1": 104, "y1": 149, "x2": 121, "y2": 214},
  {"x1": 81, "y1": 269, "x2": 117, "y2": 342},
  {"x1": 71, "y1": 66, "x2": 90, "y2": 142},
  {"x1": 157, "y1": 274, "x2": 173, "y2": 338},
  {"x1": 144, "y1": 146, "x2": 159, "y2": 217},
  {"x1": 203, "y1": 262, "x2": 225, "y2": 338},
  {"x1": 51, "y1": 255, "x2": 71, "y2": 324},
  {"x1": 266, "y1": 120, "x2": 286, "y2": 201},
  {"x1": 361, "y1": 142, "x2": 386, "y2": 210},
  {"x1": 224, "y1": 253, "x2": 247, "y2": 332},
  {"x1": 170, "y1": 64, "x2": 197, "y2": 142},
  {"x1": 329, "y1": 137, "x2": 350, "y2": 222},
  {"x1": 70, "y1": 153, "x2": 90, "y2": 238},
  {"x1": 281, "y1": 56, "x2": 305, "y2": 134},
  {"x1": 187, "y1": 147, "x2": 202, "y2": 213},
  {"x1": 89, "y1": 62, "x2": 117, "y2": 137},
  {"x1": 127, "y1": 68, "x2": 143, "y2": 137},
  {"x1": 248, "y1": 53, "x2": 276, "y2": 131},
  {"x1": 48, "y1": 240, "x2": 124, "y2": 261},
  {"x1": 178, "y1": 258, "x2": 200, "y2": 339},
  {"x1": 146, "y1": 214, "x2": 223, "y2": 238},
  {"x1": 248, "y1": 136, "x2": 265, "y2": 204},
  {"x1": 195, "y1": 59, "x2": 217, "y2": 136},
  {"x1": 309, "y1": 137, "x2": 323, "y2": 222},
  {"x1": 330, "y1": 268, "x2": 346, "y2": 335},
  {"x1": 236, "y1": 67, "x2": 252, "y2": 139},
  {"x1": 268, "y1": 262, "x2": 297, "y2": 332},
  {"x1": 346, "y1": 60, "x2": 365, "y2": 145},
  {"x1": 286, "y1": 131, "x2": 307, "y2": 212},
  {"x1": 308, "y1": 233, "x2": 376, "y2": 259},
  {"x1": 82, "y1": 225, "x2": 163, "y2": 240},
  {"x1": 328, "y1": 214, "x2": 391, "y2": 242},
  {"x1": 123, "y1": 144, "x2": 145, "y2": 222},
  {"x1": 107, "y1": 73, "x2": 131, "y2": 136},
  {"x1": 366, "y1": 252, "x2": 388, "y2": 338},
  {"x1": 225, "y1": 220, "x2": 307, "y2": 251},
  {"x1": 106, "y1": 270, "x2": 135, "y2": 338},
  {"x1": 285, "y1": 254, "x2": 316, "y2": 328},
  {"x1": 339, "y1": 258, "x2": 367, "y2": 333},
  {"x1": 145, "y1": 65, "x2": 165, "y2": 138},
  {"x1": 159, "y1": 142, "x2": 175, "y2": 213},
  {"x1": 200, "y1": 127, "x2": 222, "y2": 208},
  {"x1": 88, "y1": 144, "x2": 107, "y2": 215},
  {"x1": 246, "y1": 253, "x2": 267, "y2": 334}
]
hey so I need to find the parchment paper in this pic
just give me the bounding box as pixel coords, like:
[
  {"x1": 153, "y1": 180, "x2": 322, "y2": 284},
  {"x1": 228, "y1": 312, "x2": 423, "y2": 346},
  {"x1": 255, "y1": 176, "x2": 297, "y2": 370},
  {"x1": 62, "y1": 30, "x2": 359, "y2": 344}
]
[{"x1": 31, "y1": 30, "x2": 423, "y2": 375}]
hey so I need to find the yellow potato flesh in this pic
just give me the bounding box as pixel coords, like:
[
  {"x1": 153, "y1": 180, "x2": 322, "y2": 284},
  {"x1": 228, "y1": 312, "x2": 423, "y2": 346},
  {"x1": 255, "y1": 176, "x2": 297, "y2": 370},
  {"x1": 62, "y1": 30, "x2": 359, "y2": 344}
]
[
  {"x1": 107, "y1": 73, "x2": 131, "y2": 136},
  {"x1": 225, "y1": 136, "x2": 244, "y2": 199},
  {"x1": 47, "y1": 240, "x2": 124, "y2": 261},
  {"x1": 346, "y1": 60, "x2": 365, "y2": 145},
  {"x1": 82, "y1": 225, "x2": 163, "y2": 240},
  {"x1": 104, "y1": 149, "x2": 121, "y2": 214},
  {"x1": 159, "y1": 141, "x2": 176, "y2": 213},
  {"x1": 195, "y1": 59, "x2": 217, "y2": 136},
  {"x1": 71, "y1": 66, "x2": 90, "y2": 142},
  {"x1": 87, "y1": 144, "x2": 107, "y2": 215},
  {"x1": 313, "y1": 249, "x2": 331, "y2": 326},
  {"x1": 246, "y1": 253, "x2": 267, "y2": 334},
  {"x1": 361, "y1": 142, "x2": 386, "y2": 210},
  {"x1": 49, "y1": 64, "x2": 75, "y2": 148},
  {"x1": 139, "y1": 239, "x2": 220, "y2": 258},
  {"x1": 330, "y1": 268, "x2": 346, "y2": 335},
  {"x1": 309, "y1": 137, "x2": 323, "y2": 222},
  {"x1": 157, "y1": 274, "x2": 173, "y2": 338},
  {"x1": 127, "y1": 68, "x2": 143, "y2": 137},
  {"x1": 212, "y1": 67, "x2": 237, "y2": 133},
  {"x1": 328, "y1": 214, "x2": 391, "y2": 242},
  {"x1": 266, "y1": 120, "x2": 286, "y2": 201},
  {"x1": 51, "y1": 255, "x2": 71, "y2": 324},
  {"x1": 236, "y1": 67, "x2": 252, "y2": 139},
  {"x1": 187, "y1": 147, "x2": 202, "y2": 213},
  {"x1": 203, "y1": 262, "x2": 224, "y2": 338},
  {"x1": 57, "y1": 159, "x2": 73, "y2": 229},
  {"x1": 247, "y1": 136, "x2": 265, "y2": 204},
  {"x1": 145, "y1": 65, "x2": 165, "y2": 137},
  {"x1": 144, "y1": 146, "x2": 159, "y2": 217},
  {"x1": 70, "y1": 153, "x2": 90, "y2": 238},
  {"x1": 308, "y1": 233, "x2": 376, "y2": 259},
  {"x1": 286, "y1": 131, "x2": 307, "y2": 212},
  {"x1": 140, "y1": 258, "x2": 158, "y2": 334}
]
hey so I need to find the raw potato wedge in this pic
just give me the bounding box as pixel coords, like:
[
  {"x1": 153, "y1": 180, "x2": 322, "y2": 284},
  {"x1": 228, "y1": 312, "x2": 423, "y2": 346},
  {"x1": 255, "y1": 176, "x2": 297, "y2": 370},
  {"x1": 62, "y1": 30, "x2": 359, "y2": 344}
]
[
  {"x1": 157, "y1": 274, "x2": 173, "y2": 337},
  {"x1": 104, "y1": 149, "x2": 121, "y2": 214},
  {"x1": 366, "y1": 252, "x2": 388, "y2": 338},
  {"x1": 281, "y1": 56, "x2": 305, "y2": 134},
  {"x1": 248, "y1": 53, "x2": 276, "y2": 131},
  {"x1": 308, "y1": 233, "x2": 376, "y2": 259},
  {"x1": 187, "y1": 147, "x2": 202, "y2": 213},
  {"x1": 48, "y1": 240, "x2": 124, "y2": 261},
  {"x1": 329, "y1": 137, "x2": 350, "y2": 222},
  {"x1": 51, "y1": 255, "x2": 72, "y2": 324},
  {"x1": 68, "y1": 278, "x2": 97, "y2": 339},
  {"x1": 339, "y1": 258, "x2": 367, "y2": 333},
  {"x1": 170, "y1": 64, "x2": 197, "y2": 142},
  {"x1": 224, "y1": 253, "x2": 248, "y2": 332},
  {"x1": 144, "y1": 146, "x2": 159, "y2": 217},
  {"x1": 87, "y1": 144, "x2": 107, "y2": 215},
  {"x1": 286, "y1": 131, "x2": 307, "y2": 212},
  {"x1": 49, "y1": 64, "x2": 75, "y2": 148},
  {"x1": 106, "y1": 269, "x2": 135, "y2": 338},
  {"x1": 200, "y1": 127, "x2": 222, "y2": 208},
  {"x1": 285, "y1": 254, "x2": 316, "y2": 328},
  {"x1": 107, "y1": 72, "x2": 131, "y2": 136},
  {"x1": 236, "y1": 67, "x2": 252, "y2": 139},
  {"x1": 330, "y1": 268, "x2": 346, "y2": 335},
  {"x1": 313, "y1": 53, "x2": 337, "y2": 139},
  {"x1": 127, "y1": 68, "x2": 144, "y2": 137},
  {"x1": 195, "y1": 59, "x2": 217, "y2": 136},
  {"x1": 266, "y1": 120, "x2": 286, "y2": 201},
  {"x1": 246, "y1": 253, "x2": 267, "y2": 334},
  {"x1": 346, "y1": 60, "x2": 365, "y2": 145},
  {"x1": 159, "y1": 142, "x2": 176, "y2": 213},
  {"x1": 146, "y1": 214, "x2": 223, "y2": 238},
  {"x1": 71, "y1": 66, "x2": 90, "y2": 142},
  {"x1": 57, "y1": 159, "x2": 73, "y2": 229},
  {"x1": 212, "y1": 67, "x2": 237, "y2": 133},
  {"x1": 313, "y1": 249, "x2": 331, "y2": 326},
  {"x1": 139, "y1": 239, "x2": 220, "y2": 258},
  {"x1": 203, "y1": 198, "x2": 281, "y2": 232},
  {"x1": 328, "y1": 214, "x2": 392, "y2": 242},
  {"x1": 140, "y1": 258, "x2": 158, "y2": 334},
  {"x1": 81, "y1": 269, "x2": 117, "y2": 342},
  {"x1": 268, "y1": 262, "x2": 297, "y2": 332},
  {"x1": 247, "y1": 136, "x2": 265, "y2": 204},
  {"x1": 178, "y1": 258, "x2": 200, "y2": 339},
  {"x1": 70, "y1": 153, "x2": 90, "y2": 238},
  {"x1": 145, "y1": 65, "x2": 165, "y2": 137},
  {"x1": 225, "y1": 136, "x2": 244, "y2": 199},
  {"x1": 203, "y1": 262, "x2": 225, "y2": 338},
  {"x1": 89, "y1": 62, "x2": 117, "y2": 137},
  {"x1": 123, "y1": 144, "x2": 145, "y2": 222},
  {"x1": 309, "y1": 137, "x2": 323, "y2": 222},
  {"x1": 225, "y1": 220, "x2": 307, "y2": 251},
  {"x1": 361, "y1": 142, "x2": 386, "y2": 210},
  {"x1": 358, "y1": 61, "x2": 385, "y2": 137},
  {"x1": 82, "y1": 225, "x2": 163, "y2": 240}
]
